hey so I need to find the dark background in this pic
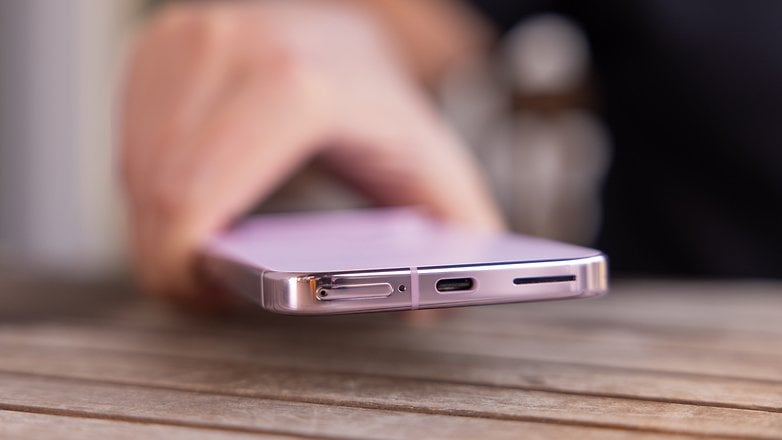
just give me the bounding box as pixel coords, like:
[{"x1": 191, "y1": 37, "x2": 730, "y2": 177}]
[{"x1": 469, "y1": 0, "x2": 782, "y2": 277}]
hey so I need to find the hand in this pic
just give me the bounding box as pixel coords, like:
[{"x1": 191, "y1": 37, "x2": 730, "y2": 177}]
[{"x1": 120, "y1": 1, "x2": 503, "y2": 306}]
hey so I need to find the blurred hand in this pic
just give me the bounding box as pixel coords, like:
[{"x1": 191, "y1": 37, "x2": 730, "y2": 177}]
[{"x1": 120, "y1": 0, "x2": 503, "y2": 305}]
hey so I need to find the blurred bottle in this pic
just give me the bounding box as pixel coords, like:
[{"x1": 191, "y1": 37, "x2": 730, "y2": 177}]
[
  {"x1": 441, "y1": 14, "x2": 610, "y2": 245},
  {"x1": 0, "y1": 0, "x2": 135, "y2": 276}
]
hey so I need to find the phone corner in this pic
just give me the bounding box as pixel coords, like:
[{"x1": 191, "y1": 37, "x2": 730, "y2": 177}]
[
  {"x1": 260, "y1": 270, "x2": 316, "y2": 315},
  {"x1": 577, "y1": 253, "x2": 610, "y2": 298}
]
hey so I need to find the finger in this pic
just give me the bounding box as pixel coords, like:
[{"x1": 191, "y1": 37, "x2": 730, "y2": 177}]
[
  {"x1": 132, "y1": 62, "x2": 331, "y2": 299},
  {"x1": 322, "y1": 80, "x2": 505, "y2": 232},
  {"x1": 121, "y1": 4, "x2": 234, "y2": 199}
]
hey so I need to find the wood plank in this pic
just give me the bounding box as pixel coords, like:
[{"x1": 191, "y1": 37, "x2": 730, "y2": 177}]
[
  {"x1": 0, "y1": 318, "x2": 782, "y2": 409},
  {"x1": 3, "y1": 278, "x2": 781, "y2": 361},
  {"x1": 342, "y1": 324, "x2": 782, "y2": 380},
  {"x1": 2, "y1": 279, "x2": 781, "y2": 413},
  {"x1": 3, "y1": 326, "x2": 779, "y2": 411},
  {"x1": 0, "y1": 373, "x2": 686, "y2": 440},
  {"x1": 3, "y1": 276, "x2": 782, "y2": 438},
  {"x1": 5, "y1": 278, "x2": 781, "y2": 357},
  {"x1": 3, "y1": 313, "x2": 781, "y2": 384},
  {"x1": 0, "y1": 410, "x2": 295, "y2": 440},
  {"x1": 51, "y1": 294, "x2": 782, "y2": 358},
  {"x1": 0, "y1": 345, "x2": 780, "y2": 438}
]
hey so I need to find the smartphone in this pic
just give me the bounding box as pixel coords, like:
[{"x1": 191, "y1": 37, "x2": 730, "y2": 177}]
[{"x1": 201, "y1": 208, "x2": 607, "y2": 315}]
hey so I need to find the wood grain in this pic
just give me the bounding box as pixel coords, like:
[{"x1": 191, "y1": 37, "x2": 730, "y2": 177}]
[
  {"x1": 0, "y1": 410, "x2": 296, "y2": 440},
  {"x1": 2, "y1": 316, "x2": 781, "y2": 410},
  {"x1": 1, "y1": 342, "x2": 781, "y2": 438},
  {"x1": 1, "y1": 276, "x2": 781, "y2": 439},
  {"x1": 0, "y1": 373, "x2": 689, "y2": 440}
]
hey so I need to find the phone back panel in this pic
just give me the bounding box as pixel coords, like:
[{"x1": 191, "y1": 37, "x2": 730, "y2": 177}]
[{"x1": 205, "y1": 208, "x2": 602, "y2": 273}]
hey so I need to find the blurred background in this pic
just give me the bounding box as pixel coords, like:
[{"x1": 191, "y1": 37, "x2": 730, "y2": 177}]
[
  {"x1": 1, "y1": 0, "x2": 780, "y2": 279},
  {"x1": 0, "y1": 1, "x2": 137, "y2": 276},
  {"x1": 0, "y1": 0, "x2": 607, "y2": 278}
]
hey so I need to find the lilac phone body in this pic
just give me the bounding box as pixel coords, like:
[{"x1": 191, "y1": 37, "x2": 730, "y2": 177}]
[{"x1": 202, "y1": 208, "x2": 607, "y2": 315}]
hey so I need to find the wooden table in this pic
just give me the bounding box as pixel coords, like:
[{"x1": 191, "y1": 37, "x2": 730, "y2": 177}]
[{"x1": 1, "y1": 271, "x2": 781, "y2": 439}]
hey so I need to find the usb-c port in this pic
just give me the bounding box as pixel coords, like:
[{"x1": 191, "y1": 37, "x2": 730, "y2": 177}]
[{"x1": 436, "y1": 277, "x2": 475, "y2": 293}]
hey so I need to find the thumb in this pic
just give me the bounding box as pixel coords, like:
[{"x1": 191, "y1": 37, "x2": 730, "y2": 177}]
[{"x1": 320, "y1": 86, "x2": 505, "y2": 232}]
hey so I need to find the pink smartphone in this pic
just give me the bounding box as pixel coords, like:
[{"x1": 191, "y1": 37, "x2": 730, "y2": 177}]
[{"x1": 201, "y1": 208, "x2": 608, "y2": 315}]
